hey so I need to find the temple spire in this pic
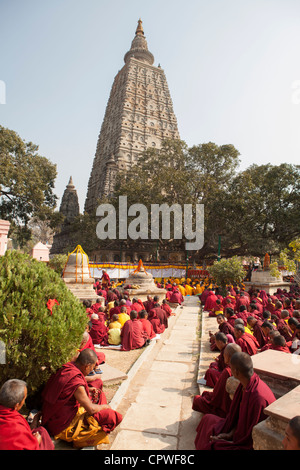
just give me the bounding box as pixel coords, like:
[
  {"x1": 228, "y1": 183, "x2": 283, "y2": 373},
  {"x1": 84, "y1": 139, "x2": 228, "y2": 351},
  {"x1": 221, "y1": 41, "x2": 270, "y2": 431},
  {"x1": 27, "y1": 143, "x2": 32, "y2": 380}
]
[
  {"x1": 136, "y1": 18, "x2": 144, "y2": 36},
  {"x1": 124, "y1": 19, "x2": 154, "y2": 65}
]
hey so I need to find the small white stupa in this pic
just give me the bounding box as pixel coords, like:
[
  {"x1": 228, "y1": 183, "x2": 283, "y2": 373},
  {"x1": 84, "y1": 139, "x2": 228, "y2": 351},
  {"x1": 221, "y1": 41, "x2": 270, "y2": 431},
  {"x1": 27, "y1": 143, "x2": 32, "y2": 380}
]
[{"x1": 62, "y1": 245, "x2": 103, "y2": 304}]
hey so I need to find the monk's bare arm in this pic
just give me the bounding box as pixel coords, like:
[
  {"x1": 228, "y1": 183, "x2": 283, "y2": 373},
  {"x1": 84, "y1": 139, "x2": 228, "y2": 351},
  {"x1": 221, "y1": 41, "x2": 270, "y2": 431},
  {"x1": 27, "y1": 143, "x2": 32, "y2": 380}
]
[{"x1": 74, "y1": 386, "x2": 111, "y2": 415}]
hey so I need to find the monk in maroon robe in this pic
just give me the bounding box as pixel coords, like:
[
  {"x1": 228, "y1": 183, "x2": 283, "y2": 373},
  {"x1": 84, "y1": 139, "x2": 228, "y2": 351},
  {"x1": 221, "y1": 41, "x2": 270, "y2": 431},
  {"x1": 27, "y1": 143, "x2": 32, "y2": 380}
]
[
  {"x1": 121, "y1": 310, "x2": 148, "y2": 351},
  {"x1": 205, "y1": 333, "x2": 228, "y2": 387},
  {"x1": 42, "y1": 350, "x2": 122, "y2": 440},
  {"x1": 234, "y1": 324, "x2": 259, "y2": 355},
  {"x1": 149, "y1": 303, "x2": 168, "y2": 329},
  {"x1": 247, "y1": 316, "x2": 267, "y2": 348},
  {"x1": 139, "y1": 310, "x2": 156, "y2": 339},
  {"x1": 204, "y1": 291, "x2": 218, "y2": 313},
  {"x1": 0, "y1": 379, "x2": 54, "y2": 450},
  {"x1": 148, "y1": 307, "x2": 165, "y2": 335},
  {"x1": 193, "y1": 344, "x2": 241, "y2": 418},
  {"x1": 195, "y1": 352, "x2": 276, "y2": 450},
  {"x1": 162, "y1": 299, "x2": 175, "y2": 317},
  {"x1": 89, "y1": 314, "x2": 109, "y2": 346}
]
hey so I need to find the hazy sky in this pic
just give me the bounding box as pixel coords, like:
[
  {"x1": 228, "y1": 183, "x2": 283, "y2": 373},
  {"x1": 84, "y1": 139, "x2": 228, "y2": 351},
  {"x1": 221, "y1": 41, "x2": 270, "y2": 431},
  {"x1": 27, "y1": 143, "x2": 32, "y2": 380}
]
[{"x1": 1, "y1": 0, "x2": 300, "y2": 210}]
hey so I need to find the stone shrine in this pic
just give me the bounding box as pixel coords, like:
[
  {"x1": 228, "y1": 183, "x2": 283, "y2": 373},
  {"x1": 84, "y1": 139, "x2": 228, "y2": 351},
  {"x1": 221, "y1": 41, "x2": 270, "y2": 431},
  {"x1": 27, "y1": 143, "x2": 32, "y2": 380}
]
[
  {"x1": 62, "y1": 245, "x2": 102, "y2": 303},
  {"x1": 122, "y1": 259, "x2": 166, "y2": 302}
]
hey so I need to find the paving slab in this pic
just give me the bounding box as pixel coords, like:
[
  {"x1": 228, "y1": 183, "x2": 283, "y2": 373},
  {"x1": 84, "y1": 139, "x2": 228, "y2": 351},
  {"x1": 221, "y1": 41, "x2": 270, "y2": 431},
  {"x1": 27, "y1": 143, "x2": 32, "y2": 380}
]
[
  {"x1": 112, "y1": 430, "x2": 178, "y2": 450},
  {"x1": 109, "y1": 296, "x2": 201, "y2": 450}
]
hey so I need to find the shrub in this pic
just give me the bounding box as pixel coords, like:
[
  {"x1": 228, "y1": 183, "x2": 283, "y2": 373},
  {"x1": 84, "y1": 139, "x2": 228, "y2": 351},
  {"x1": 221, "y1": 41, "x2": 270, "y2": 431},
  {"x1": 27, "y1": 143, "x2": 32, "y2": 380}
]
[{"x1": 0, "y1": 250, "x2": 87, "y2": 396}]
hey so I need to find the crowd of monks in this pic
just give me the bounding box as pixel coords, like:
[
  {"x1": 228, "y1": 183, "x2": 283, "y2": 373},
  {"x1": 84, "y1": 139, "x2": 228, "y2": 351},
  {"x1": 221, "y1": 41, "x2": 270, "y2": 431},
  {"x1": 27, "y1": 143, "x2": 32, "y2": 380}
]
[
  {"x1": 1, "y1": 267, "x2": 300, "y2": 450},
  {"x1": 193, "y1": 282, "x2": 300, "y2": 450}
]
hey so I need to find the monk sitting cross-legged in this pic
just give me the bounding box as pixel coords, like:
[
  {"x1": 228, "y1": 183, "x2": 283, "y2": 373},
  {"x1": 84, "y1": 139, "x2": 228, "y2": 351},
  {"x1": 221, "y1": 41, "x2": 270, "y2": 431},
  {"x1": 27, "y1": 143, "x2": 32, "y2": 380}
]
[
  {"x1": 193, "y1": 343, "x2": 242, "y2": 418},
  {"x1": 194, "y1": 351, "x2": 276, "y2": 450},
  {"x1": 41, "y1": 349, "x2": 122, "y2": 448},
  {"x1": 121, "y1": 310, "x2": 148, "y2": 351}
]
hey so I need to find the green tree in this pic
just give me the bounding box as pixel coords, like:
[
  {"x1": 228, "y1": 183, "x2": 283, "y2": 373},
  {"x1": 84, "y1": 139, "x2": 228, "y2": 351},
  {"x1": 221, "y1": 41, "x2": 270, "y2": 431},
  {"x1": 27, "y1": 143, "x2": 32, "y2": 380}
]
[
  {"x1": 207, "y1": 256, "x2": 246, "y2": 295},
  {"x1": 213, "y1": 163, "x2": 300, "y2": 258},
  {"x1": 0, "y1": 251, "x2": 87, "y2": 397},
  {"x1": 0, "y1": 126, "x2": 59, "y2": 246}
]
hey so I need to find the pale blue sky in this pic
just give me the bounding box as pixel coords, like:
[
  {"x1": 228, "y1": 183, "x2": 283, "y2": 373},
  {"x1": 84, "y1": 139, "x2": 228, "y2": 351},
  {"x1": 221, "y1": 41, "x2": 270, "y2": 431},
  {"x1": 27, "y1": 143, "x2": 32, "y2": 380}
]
[{"x1": 1, "y1": 0, "x2": 300, "y2": 210}]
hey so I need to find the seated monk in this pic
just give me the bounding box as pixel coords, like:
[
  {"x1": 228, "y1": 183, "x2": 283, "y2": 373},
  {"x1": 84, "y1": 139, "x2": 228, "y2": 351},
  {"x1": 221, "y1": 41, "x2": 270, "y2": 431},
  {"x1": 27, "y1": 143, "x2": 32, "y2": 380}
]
[
  {"x1": 108, "y1": 314, "x2": 122, "y2": 330},
  {"x1": 260, "y1": 331, "x2": 291, "y2": 353},
  {"x1": 80, "y1": 329, "x2": 105, "y2": 368},
  {"x1": 139, "y1": 309, "x2": 156, "y2": 340},
  {"x1": 0, "y1": 379, "x2": 54, "y2": 450},
  {"x1": 195, "y1": 351, "x2": 276, "y2": 450},
  {"x1": 117, "y1": 306, "x2": 131, "y2": 328},
  {"x1": 193, "y1": 344, "x2": 242, "y2": 418},
  {"x1": 168, "y1": 289, "x2": 184, "y2": 305},
  {"x1": 89, "y1": 313, "x2": 109, "y2": 346},
  {"x1": 283, "y1": 416, "x2": 300, "y2": 450},
  {"x1": 148, "y1": 306, "x2": 165, "y2": 335},
  {"x1": 204, "y1": 332, "x2": 228, "y2": 387},
  {"x1": 161, "y1": 299, "x2": 175, "y2": 317},
  {"x1": 234, "y1": 323, "x2": 259, "y2": 356},
  {"x1": 149, "y1": 303, "x2": 168, "y2": 329},
  {"x1": 247, "y1": 316, "x2": 267, "y2": 348},
  {"x1": 41, "y1": 349, "x2": 122, "y2": 448},
  {"x1": 121, "y1": 310, "x2": 148, "y2": 351}
]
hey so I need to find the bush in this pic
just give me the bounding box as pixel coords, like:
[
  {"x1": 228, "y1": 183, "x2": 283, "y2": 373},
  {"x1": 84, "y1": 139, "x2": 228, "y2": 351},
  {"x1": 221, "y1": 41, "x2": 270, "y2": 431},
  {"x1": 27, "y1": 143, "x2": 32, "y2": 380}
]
[
  {"x1": 207, "y1": 256, "x2": 246, "y2": 296},
  {"x1": 48, "y1": 253, "x2": 68, "y2": 275},
  {"x1": 0, "y1": 250, "x2": 87, "y2": 396}
]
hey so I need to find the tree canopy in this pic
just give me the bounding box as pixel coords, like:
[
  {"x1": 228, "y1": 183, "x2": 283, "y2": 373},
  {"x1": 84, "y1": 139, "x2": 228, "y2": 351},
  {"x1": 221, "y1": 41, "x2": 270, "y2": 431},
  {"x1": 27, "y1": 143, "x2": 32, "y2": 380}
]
[{"x1": 0, "y1": 126, "x2": 59, "y2": 246}]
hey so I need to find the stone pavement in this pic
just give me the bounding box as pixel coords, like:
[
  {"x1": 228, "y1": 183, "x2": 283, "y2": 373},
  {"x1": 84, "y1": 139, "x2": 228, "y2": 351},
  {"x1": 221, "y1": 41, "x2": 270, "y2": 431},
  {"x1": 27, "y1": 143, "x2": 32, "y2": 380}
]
[{"x1": 103, "y1": 295, "x2": 202, "y2": 451}]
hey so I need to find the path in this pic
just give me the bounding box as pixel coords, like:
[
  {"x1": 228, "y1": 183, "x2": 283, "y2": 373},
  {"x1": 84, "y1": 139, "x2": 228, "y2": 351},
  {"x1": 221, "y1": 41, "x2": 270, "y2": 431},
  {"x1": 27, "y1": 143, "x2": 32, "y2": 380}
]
[{"x1": 101, "y1": 295, "x2": 201, "y2": 451}]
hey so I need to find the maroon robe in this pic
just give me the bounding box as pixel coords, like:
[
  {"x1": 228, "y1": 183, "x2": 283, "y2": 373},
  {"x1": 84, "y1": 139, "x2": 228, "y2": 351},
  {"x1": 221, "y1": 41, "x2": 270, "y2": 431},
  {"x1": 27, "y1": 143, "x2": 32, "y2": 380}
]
[
  {"x1": 162, "y1": 303, "x2": 173, "y2": 317},
  {"x1": 139, "y1": 317, "x2": 156, "y2": 339},
  {"x1": 193, "y1": 366, "x2": 232, "y2": 418},
  {"x1": 149, "y1": 306, "x2": 168, "y2": 329},
  {"x1": 195, "y1": 373, "x2": 276, "y2": 450},
  {"x1": 121, "y1": 318, "x2": 147, "y2": 351},
  {"x1": 89, "y1": 318, "x2": 109, "y2": 346},
  {"x1": 235, "y1": 332, "x2": 259, "y2": 356},
  {"x1": 0, "y1": 406, "x2": 54, "y2": 450},
  {"x1": 204, "y1": 292, "x2": 218, "y2": 312},
  {"x1": 204, "y1": 348, "x2": 226, "y2": 387},
  {"x1": 81, "y1": 333, "x2": 105, "y2": 365},
  {"x1": 252, "y1": 320, "x2": 267, "y2": 348},
  {"x1": 42, "y1": 362, "x2": 121, "y2": 437}
]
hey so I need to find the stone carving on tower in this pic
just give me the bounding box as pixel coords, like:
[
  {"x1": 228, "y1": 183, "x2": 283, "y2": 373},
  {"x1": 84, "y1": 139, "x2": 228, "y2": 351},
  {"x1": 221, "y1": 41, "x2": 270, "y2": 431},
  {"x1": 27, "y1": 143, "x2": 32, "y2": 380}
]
[
  {"x1": 50, "y1": 176, "x2": 80, "y2": 255},
  {"x1": 84, "y1": 19, "x2": 180, "y2": 214}
]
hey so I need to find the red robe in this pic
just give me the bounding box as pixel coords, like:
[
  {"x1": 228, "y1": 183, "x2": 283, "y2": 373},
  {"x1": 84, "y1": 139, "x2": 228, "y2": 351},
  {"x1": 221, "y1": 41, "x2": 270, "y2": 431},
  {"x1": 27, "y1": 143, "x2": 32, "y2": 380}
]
[
  {"x1": 169, "y1": 291, "x2": 184, "y2": 304},
  {"x1": 204, "y1": 292, "x2": 218, "y2": 312},
  {"x1": 81, "y1": 334, "x2": 106, "y2": 365},
  {"x1": 121, "y1": 318, "x2": 147, "y2": 351},
  {"x1": 148, "y1": 309, "x2": 165, "y2": 335},
  {"x1": 42, "y1": 362, "x2": 121, "y2": 437},
  {"x1": 139, "y1": 317, "x2": 156, "y2": 339},
  {"x1": 204, "y1": 348, "x2": 226, "y2": 387},
  {"x1": 193, "y1": 366, "x2": 232, "y2": 418},
  {"x1": 89, "y1": 319, "x2": 109, "y2": 346},
  {"x1": 0, "y1": 406, "x2": 54, "y2": 450},
  {"x1": 149, "y1": 307, "x2": 168, "y2": 329},
  {"x1": 195, "y1": 373, "x2": 276, "y2": 450},
  {"x1": 235, "y1": 332, "x2": 259, "y2": 356},
  {"x1": 162, "y1": 303, "x2": 173, "y2": 317}
]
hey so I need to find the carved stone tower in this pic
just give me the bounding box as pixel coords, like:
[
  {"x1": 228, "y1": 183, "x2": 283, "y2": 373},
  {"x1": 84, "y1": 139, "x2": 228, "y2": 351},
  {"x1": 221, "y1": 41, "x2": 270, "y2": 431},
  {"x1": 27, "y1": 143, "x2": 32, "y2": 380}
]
[
  {"x1": 50, "y1": 176, "x2": 80, "y2": 255},
  {"x1": 84, "y1": 19, "x2": 180, "y2": 214}
]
